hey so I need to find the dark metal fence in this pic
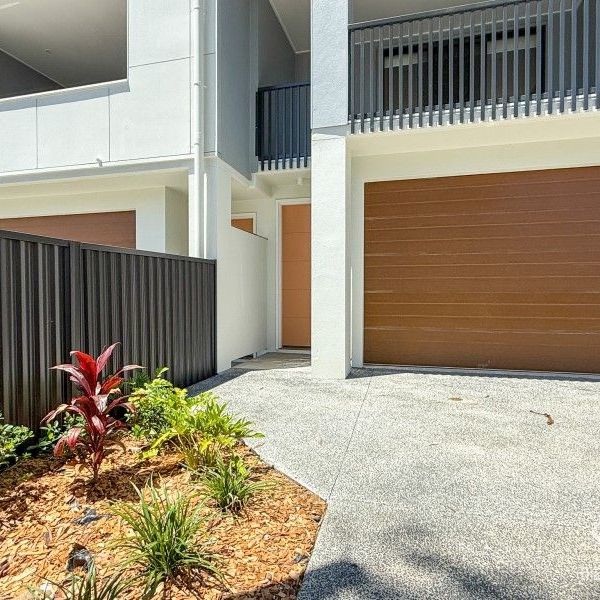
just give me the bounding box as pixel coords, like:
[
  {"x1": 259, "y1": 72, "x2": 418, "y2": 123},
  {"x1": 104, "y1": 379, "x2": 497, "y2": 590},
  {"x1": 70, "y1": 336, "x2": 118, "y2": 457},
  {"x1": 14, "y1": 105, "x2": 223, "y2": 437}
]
[
  {"x1": 350, "y1": 0, "x2": 599, "y2": 132},
  {"x1": 256, "y1": 82, "x2": 311, "y2": 170},
  {"x1": 0, "y1": 230, "x2": 216, "y2": 429}
]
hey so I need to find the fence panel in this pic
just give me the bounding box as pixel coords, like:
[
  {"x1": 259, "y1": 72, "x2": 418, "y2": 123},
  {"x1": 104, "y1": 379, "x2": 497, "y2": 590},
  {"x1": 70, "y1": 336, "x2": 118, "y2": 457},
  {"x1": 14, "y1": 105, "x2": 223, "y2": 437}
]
[
  {"x1": 0, "y1": 230, "x2": 216, "y2": 429},
  {"x1": 77, "y1": 245, "x2": 216, "y2": 390},
  {"x1": 0, "y1": 232, "x2": 71, "y2": 428}
]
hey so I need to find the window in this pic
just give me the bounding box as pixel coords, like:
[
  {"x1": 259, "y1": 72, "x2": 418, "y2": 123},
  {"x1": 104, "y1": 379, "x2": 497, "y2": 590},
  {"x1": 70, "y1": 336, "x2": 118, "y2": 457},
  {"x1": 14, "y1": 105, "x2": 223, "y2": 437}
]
[
  {"x1": 376, "y1": 22, "x2": 543, "y2": 115},
  {"x1": 486, "y1": 30, "x2": 543, "y2": 100}
]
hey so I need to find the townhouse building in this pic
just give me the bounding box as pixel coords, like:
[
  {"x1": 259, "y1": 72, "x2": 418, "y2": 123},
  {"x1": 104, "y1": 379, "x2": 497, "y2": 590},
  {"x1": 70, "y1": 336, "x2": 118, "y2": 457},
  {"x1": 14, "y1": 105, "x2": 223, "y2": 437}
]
[{"x1": 1, "y1": 0, "x2": 599, "y2": 378}]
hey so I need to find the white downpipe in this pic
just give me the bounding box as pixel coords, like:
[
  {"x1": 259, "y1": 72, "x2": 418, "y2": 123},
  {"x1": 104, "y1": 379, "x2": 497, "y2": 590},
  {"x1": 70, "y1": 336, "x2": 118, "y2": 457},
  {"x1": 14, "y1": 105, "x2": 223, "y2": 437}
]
[{"x1": 190, "y1": 0, "x2": 205, "y2": 258}]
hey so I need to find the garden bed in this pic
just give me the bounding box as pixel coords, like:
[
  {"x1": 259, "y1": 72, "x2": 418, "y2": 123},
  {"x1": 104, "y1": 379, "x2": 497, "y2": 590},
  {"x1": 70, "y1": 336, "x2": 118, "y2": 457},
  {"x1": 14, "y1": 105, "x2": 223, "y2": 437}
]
[{"x1": 0, "y1": 438, "x2": 325, "y2": 599}]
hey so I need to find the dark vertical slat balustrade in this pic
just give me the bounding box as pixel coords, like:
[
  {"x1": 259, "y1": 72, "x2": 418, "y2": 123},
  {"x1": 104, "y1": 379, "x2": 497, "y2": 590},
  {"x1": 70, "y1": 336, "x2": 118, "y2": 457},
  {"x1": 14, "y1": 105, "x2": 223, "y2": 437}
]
[
  {"x1": 256, "y1": 82, "x2": 311, "y2": 170},
  {"x1": 347, "y1": 0, "x2": 598, "y2": 132}
]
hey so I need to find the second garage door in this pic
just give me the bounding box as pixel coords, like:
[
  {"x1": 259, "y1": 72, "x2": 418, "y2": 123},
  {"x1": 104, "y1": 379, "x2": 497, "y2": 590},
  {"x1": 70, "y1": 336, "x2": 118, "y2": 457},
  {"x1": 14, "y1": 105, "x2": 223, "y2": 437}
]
[
  {"x1": 364, "y1": 167, "x2": 600, "y2": 373},
  {"x1": 0, "y1": 211, "x2": 136, "y2": 248}
]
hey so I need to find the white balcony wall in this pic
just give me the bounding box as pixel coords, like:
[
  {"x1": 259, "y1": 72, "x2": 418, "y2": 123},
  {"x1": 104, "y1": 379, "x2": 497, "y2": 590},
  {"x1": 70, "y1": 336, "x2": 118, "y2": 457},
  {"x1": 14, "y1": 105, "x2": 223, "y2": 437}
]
[{"x1": 0, "y1": 0, "x2": 192, "y2": 176}]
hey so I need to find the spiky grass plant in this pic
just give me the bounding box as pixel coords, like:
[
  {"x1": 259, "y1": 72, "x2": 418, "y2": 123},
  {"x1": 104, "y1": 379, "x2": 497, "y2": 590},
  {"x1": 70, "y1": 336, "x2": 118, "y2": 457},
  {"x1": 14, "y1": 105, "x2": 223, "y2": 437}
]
[
  {"x1": 30, "y1": 563, "x2": 131, "y2": 600},
  {"x1": 112, "y1": 481, "x2": 220, "y2": 598},
  {"x1": 200, "y1": 455, "x2": 272, "y2": 513}
]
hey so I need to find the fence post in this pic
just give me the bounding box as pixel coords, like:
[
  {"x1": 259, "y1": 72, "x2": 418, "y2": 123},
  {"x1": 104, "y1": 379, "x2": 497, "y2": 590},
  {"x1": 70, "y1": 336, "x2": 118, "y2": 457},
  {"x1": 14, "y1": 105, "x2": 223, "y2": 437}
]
[{"x1": 69, "y1": 242, "x2": 82, "y2": 352}]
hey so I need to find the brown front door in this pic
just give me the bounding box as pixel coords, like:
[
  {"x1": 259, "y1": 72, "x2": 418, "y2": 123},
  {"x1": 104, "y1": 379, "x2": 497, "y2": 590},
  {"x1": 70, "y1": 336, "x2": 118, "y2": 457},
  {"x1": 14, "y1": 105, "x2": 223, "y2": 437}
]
[
  {"x1": 281, "y1": 203, "x2": 311, "y2": 348},
  {"x1": 364, "y1": 167, "x2": 600, "y2": 373},
  {"x1": 0, "y1": 211, "x2": 136, "y2": 248}
]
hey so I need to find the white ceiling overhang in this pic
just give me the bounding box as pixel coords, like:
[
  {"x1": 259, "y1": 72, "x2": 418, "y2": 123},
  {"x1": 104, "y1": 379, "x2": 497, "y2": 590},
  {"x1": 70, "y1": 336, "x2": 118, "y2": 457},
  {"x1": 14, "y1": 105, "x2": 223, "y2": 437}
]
[
  {"x1": 0, "y1": 0, "x2": 126, "y2": 87},
  {"x1": 269, "y1": 0, "x2": 489, "y2": 53}
]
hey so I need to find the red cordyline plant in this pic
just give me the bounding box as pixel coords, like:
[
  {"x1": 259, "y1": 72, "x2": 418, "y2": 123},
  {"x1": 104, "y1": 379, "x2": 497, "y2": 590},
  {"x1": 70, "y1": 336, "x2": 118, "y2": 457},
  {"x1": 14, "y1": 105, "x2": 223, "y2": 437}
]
[{"x1": 43, "y1": 343, "x2": 142, "y2": 482}]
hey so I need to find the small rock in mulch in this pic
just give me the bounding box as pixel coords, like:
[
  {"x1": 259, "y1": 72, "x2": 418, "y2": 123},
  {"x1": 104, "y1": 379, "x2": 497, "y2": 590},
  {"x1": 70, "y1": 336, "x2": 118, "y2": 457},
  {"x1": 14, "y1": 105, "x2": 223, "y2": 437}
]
[
  {"x1": 73, "y1": 507, "x2": 110, "y2": 526},
  {"x1": 66, "y1": 544, "x2": 93, "y2": 572},
  {"x1": 292, "y1": 553, "x2": 308, "y2": 564}
]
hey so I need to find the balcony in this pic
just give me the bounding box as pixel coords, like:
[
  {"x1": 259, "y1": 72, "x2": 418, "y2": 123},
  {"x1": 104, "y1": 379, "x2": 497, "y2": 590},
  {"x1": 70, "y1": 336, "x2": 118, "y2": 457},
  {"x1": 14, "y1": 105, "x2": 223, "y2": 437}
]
[
  {"x1": 349, "y1": 0, "x2": 599, "y2": 133},
  {"x1": 255, "y1": 82, "x2": 311, "y2": 171}
]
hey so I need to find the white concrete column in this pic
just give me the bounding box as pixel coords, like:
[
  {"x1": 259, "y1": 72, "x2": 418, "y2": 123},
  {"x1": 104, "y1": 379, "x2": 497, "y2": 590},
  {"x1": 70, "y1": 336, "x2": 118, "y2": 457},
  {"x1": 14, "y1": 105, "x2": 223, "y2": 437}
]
[
  {"x1": 203, "y1": 159, "x2": 222, "y2": 260},
  {"x1": 311, "y1": 0, "x2": 352, "y2": 129},
  {"x1": 205, "y1": 159, "x2": 231, "y2": 372},
  {"x1": 311, "y1": 131, "x2": 351, "y2": 379},
  {"x1": 188, "y1": 167, "x2": 204, "y2": 257},
  {"x1": 311, "y1": 0, "x2": 352, "y2": 379}
]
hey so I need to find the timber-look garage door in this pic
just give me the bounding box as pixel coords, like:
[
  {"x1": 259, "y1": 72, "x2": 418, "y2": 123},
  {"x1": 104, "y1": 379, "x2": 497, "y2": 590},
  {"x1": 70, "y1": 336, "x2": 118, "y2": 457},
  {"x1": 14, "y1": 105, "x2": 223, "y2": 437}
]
[
  {"x1": 0, "y1": 211, "x2": 136, "y2": 248},
  {"x1": 364, "y1": 166, "x2": 600, "y2": 374}
]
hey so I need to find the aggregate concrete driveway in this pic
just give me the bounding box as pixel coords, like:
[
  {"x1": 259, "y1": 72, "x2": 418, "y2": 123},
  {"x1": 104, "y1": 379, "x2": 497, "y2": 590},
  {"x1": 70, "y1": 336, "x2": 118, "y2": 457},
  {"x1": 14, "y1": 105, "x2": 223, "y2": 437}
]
[{"x1": 189, "y1": 356, "x2": 600, "y2": 599}]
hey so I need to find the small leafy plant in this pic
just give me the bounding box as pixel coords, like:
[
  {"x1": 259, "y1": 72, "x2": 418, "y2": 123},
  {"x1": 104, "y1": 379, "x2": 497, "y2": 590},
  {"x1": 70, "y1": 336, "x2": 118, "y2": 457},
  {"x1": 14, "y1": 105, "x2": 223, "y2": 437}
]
[
  {"x1": 113, "y1": 481, "x2": 220, "y2": 598},
  {"x1": 0, "y1": 412, "x2": 33, "y2": 470},
  {"x1": 201, "y1": 455, "x2": 271, "y2": 513},
  {"x1": 30, "y1": 563, "x2": 131, "y2": 600},
  {"x1": 42, "y1": 343, "x2": 142, "y2": 481},
  {"x1": 28, "y1": 414, "x2": 84, "y2": 455},
  {"x1": 129, "y1": 370, "x2": 193, "y2": 441},
  {"x1": 148, "y1": 393, "x2": 263, "y2": 470},
  {"x1": 125, "y1": 366, "x2": 167, "y2": 393}
]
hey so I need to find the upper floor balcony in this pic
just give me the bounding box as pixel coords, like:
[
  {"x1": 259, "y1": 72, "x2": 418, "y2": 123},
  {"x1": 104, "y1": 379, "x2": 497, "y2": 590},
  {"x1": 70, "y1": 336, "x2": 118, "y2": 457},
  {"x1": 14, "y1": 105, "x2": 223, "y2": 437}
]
[
  {"x1": 0, "y1": 0, "x2": 194, "y2": 176},
  {"x1": 351, "y1": 0, "x2": 599, "y2": 132},
  {"x1": 256, "y1": 0, "x2": 599, "y2": 170}
]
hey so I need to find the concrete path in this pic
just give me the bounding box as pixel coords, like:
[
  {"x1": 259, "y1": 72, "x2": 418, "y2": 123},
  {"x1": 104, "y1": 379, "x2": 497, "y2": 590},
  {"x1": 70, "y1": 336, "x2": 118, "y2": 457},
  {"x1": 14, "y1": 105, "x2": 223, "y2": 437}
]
[{"x1": 189, "y1": 355, "x2": 600, "y2": 599}]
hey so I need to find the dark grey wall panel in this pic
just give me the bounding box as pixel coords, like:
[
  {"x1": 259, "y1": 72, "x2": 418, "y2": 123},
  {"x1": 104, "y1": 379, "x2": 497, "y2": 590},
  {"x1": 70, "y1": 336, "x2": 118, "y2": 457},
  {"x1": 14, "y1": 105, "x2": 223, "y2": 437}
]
[{"x1": 0, "y1": 50, "x2": 62, "y2": 100}]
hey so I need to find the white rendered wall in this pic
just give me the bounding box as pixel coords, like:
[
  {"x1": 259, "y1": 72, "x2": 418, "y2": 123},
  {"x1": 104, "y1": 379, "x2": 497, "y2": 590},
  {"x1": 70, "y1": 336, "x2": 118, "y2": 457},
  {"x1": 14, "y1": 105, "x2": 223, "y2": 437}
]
[
  {"x1": 231, "y1": 195, "x2": 277, "y2": 352},
  {"x1": 165, "y1": 187, "x2": 189, "y2": 255},
  {"x1": 0, "y1": 0, "x2": 192, "y2": 176},
  {"x1": 349, "y1": 111, "x2": 600, "y2": 368},
  {"x1": 206, "y1": 159, "x2": 268, "y2": 372}
]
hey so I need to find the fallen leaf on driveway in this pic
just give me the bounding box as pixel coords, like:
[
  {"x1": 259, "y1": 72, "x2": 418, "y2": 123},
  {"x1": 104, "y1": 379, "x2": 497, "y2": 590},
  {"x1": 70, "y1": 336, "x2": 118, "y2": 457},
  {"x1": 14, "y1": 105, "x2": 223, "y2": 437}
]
[{"x1": 530, "y1": 411, "x2": 554, "y2": 426}]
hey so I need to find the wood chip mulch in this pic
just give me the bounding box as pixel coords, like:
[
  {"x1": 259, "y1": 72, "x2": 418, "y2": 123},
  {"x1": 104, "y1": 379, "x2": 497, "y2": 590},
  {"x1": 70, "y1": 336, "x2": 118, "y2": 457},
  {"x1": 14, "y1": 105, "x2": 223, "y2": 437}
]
[{"x1": 0, "y1": 439, "x2": 326, "y2": 599}]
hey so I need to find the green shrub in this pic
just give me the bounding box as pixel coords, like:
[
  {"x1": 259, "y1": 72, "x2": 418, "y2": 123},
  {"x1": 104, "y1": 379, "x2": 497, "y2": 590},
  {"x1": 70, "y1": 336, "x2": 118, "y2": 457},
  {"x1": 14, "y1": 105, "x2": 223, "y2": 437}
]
[
  {"x1": 125, "y1": 366, "x2": 168, "y2": 393},
  {"x1": 30, "y1": 563, "x2": 131, "y2": 600},
  {"x1": 113, "y1": 481, "x2": 220, "y2": 598},
  {"x1": 201, "y1": 455, "x2": 271, "y2": 513},
  {"x1": 129, "y1": 371, "x2": 197, "y2": 441},
  {"x1": 147, "y1": 393, "x2": 264, "y2": 470},
  {"x1": 28, "y1": 414, "x2": 84, "y2": 455},
  {"x1": 0, "y1": 412, "x2": 33, "y2": 470}
]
